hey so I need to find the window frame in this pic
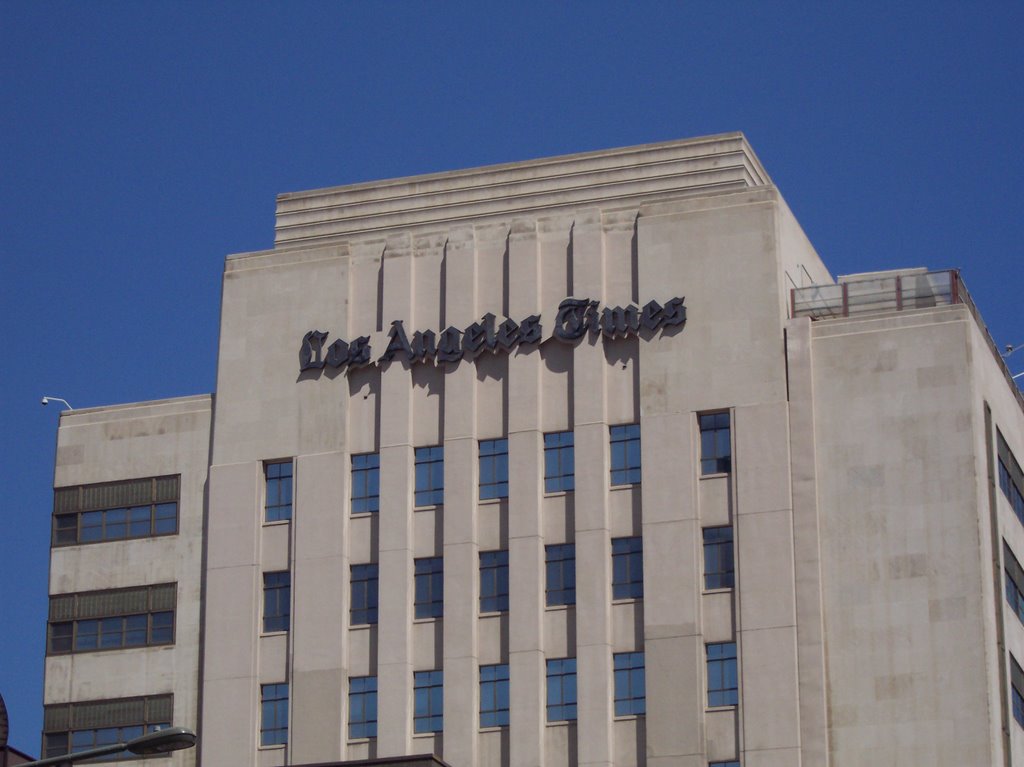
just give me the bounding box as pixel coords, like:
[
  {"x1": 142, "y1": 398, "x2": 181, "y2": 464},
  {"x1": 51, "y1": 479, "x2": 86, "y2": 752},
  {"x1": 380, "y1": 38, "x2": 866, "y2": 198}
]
[
  {"x1": 264, "y1": 461, "x2": 293, "y2": 523},
  {"x1": 47, "y1": 584, "x2": 176, "y2": 656},
  {"x1": 613, "y1": 651, "x2": 646, "y2": 717},
  {"x1": 611, "y1": 537, "x2": 643, "y2": 600},
  {"x1": 414, "y1": 557, "x2": 444, "y2": 619},
  {"x1": 699, "y1": 412, "x2": 732, "y2": 475},
  {"x1": 546, "y1": 657, "x2": 578, "y2": 722},
  {"x1": 706, "y1": 641, "x2": 739, "y2": 708},
  {"x1": 479, "y1": 550, "x2": 510, "y2": 613},
  {"x1": 609, "y1": 424, "x2": 641, "y2": 486},
  {"x1": 351, "y1": 453, "x2": 381, "y2": 515},
  {"x1": 413, "y1": 669, "x2": 444, "y2": 734},
  {"x1": 52, "y1": 475, "x2": 180, "y2": 547},
  {"x1": 479, "y1": 663, "x2": 510, "y2": 728},
  {"x1": 43, "y1": 695, "x2": 172, "y2": 761},
  {"x1": 414, "y1": 446, "x2": 444, "y2": 507},
  {"x1": 543, "y1": 431, "x2": 575, "y2": 493},
  {"x1": 546, "y1": 543, "x2": 576, "y2": 607},
  {"x1": 348, "y1": 676, "x2": 378, "y2": 740},
  {"x1": 350, "y1": 563, "x2": 379, "y2": 625},
  {"x1": 260, "y1": 683, "x2": 288, "y2": 747},
  {"x1": 703, "y1": 526, "x2": 735, "y2": 590},
  {"x1": 479, "y1": 438, "x2": 510, "y2": 500},
  {"x1": 262, "y1": 571, "x2": 291, "y2": 633}
]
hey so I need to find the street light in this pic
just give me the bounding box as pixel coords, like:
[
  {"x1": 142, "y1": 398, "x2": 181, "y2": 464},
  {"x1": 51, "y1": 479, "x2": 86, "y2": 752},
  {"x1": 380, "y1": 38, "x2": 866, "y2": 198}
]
[{"x1": 20, "y1": 727, "x2": 196, "y2": 767}]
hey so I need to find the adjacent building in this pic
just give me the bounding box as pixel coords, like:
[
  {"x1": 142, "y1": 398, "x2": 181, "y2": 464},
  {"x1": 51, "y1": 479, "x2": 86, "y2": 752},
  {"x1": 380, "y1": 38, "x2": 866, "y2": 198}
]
[{"x1": 43, "y1": 133, "x2": 1024, "y2": 767}]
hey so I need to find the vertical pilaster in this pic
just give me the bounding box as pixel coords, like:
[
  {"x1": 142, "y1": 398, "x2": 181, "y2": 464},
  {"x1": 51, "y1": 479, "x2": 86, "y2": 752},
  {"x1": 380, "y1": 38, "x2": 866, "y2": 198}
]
[
  {"x1": 442, "y1": 225, "x2": 480, "y2": 767},
  {"x1": 291, "y1": 451, "x2": 348, "y2": 764},
  {"x1": 508, "y1": 217, "x2": 546, "y2": 767},
  {"x1": 572, "y1": 210, "x2": 614, "y2": 767},
  {"x1": 376, "y1": 235, "x2": 416, "y2": 757}
]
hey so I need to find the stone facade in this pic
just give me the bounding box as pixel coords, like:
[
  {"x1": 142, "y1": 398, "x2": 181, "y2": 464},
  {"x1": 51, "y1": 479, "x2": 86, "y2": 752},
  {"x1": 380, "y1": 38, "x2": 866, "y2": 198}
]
[{"x1": 44, "y1": 134, "x2": 1024, "y2": 767}]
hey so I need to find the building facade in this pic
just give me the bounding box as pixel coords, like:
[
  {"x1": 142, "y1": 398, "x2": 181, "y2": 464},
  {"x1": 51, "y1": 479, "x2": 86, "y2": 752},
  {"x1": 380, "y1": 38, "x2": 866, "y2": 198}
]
[{"x1": 44, "y1": 134, "x2": 1024, "y2": 767}]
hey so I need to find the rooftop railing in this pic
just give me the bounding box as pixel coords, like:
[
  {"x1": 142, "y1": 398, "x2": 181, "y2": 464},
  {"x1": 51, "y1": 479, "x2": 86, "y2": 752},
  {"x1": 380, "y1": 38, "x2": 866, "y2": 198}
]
[{"x1": 791, "y1": 269, "x2": 1023, "y2": 410}]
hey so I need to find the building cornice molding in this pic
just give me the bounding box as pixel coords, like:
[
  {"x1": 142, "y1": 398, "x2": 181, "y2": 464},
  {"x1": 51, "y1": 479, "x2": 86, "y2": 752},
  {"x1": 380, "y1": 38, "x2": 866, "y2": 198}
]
[{"x1": 273, "y1": 132, "x2": 771, "y2": 245}]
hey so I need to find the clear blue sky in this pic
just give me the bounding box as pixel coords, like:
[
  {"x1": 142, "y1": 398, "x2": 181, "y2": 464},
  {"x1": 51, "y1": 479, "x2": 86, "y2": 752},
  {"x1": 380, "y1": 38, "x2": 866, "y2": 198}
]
[{"x1": 2, "y1": 1, "x2": 1021, "y2": 754}]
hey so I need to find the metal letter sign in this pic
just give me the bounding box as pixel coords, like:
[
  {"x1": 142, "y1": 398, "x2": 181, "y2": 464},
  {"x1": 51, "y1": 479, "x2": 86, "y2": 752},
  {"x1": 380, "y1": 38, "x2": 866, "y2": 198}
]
[{"x1": 299, "y1": 296, "x2": 684, "y2": 374}]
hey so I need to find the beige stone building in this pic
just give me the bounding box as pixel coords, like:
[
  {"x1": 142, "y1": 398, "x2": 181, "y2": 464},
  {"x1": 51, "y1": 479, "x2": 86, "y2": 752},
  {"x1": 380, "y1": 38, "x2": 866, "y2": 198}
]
[{"x1": 43, "y1": 134, "x2": 1024, "y2": 767}]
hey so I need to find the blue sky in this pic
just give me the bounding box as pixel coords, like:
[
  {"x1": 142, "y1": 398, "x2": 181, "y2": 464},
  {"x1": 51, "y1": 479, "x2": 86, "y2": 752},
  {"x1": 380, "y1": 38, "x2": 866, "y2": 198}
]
[{"x1": 1, "y1": 1, "x2": 1022, "y2": 753}]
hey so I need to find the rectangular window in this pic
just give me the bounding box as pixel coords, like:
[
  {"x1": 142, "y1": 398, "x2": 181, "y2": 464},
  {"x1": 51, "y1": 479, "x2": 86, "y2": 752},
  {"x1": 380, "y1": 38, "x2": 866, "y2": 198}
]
[
  {"x1": 707, "y1": 642, "x2": 739, "y2": 707},
  {"x1": 710, "y1": 762, "x2": 741, "y2": 767},
  {"x1": 479, "y1": 439, "x2": 509, "y2": 500},
  {"x1": 351, "y1": 453, "x2": 380, "y2": 514},
  {"x1": 480, "y1": 550, "x2": 509, "y2": 613},
  {"x1": 260, "y1": 683, "x2": 288, "y2": 746},
  {"x1": 52, "y1": 475, "x2": 179, "y2": 547},
  {"x1": 1013, "y1": 656, "x2": 1024, "y2": 730},
  {"x1": 415, "y1": 446, "x2": 444, "y2": 506},
  {"x1": 703, "y1": 527, "x2": 735, "y2": 590},
  {"x1": 414, "y1": 557, "x2": 444, "y2": 619},
  {"x1": 350, "y1": 564, "x2": 379, "y2": 625},
  {"x1": 999, "y1": 431, "x2": 1024, "y2": 525},
  {"x1": 546, "y1": 658, "x2": 577, "y2": 722},
  {"x1": 479, "y1": 664, "x2": 510, "y2": 728},
  {"x1": 612, "y1": 537, "x2": 643, "y2": 599},
  {"x1": 1005, "y1": 543, "x2": 1024, "y2": 627},
  {"x1": 614, "y1": 651, "x2": 646, "y2": 716},
  {"x1": 47, "y1": 584, "x2": 176, "y2": 655},
  {"x1": 413, "y1": 670, "x2": 444, "y2": 733},
  {"x1": 544, "y1": 431, "x2": 575, "y2": 492},
  {"x1": 43, "y1": 695, "x2": 172, "y2": 761},
  {"x1": 263, "y1": 572, "x2": 290, "y2": 633},
  {"x1": 348, "y1": 676, "x2": 377, "y2": 739},
  {"x1": 700, "y1": 412, "x2": 732, "y2": 474},
  {"x1": 546, "y1": 544, "x2": 576, "y2": 606},
  {"x1": 265, "y1": 461, "x2": 293, "y2": 522},
  {"x1": 610, "y1": 424, "x2": 641, "y2": 486}
]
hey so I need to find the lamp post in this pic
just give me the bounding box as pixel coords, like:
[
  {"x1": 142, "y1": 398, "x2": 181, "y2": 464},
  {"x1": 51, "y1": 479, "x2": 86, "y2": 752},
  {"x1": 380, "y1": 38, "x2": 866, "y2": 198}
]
[{"x1": 20, "y1": 727, "x2": 196, "y2": 767}]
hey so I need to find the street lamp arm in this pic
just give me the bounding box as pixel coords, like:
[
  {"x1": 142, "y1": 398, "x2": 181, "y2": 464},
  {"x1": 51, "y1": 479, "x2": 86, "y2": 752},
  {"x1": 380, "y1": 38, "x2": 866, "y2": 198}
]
[{"x1": 20, "y1": 727, "x2": 196, "y2": 767}]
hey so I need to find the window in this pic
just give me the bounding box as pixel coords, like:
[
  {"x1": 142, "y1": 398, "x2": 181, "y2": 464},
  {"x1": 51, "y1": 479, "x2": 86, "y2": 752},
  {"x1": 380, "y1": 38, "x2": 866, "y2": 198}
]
[
  {"x1": 612, "y1": 537, "x2": 643, "y2": 599},
  {"x1": 263, "y1": 572, "x2": 290, "y2": 633},
  {"x1": 700, "y1": 413, "x2": 731, "y2": 475},
  {"x1": 415, "y1": 446, "x2": 444, "y2": 506},
  {"x1": 710, "y1": 762, "x2": 741, "y2": 767},
  {"x1": 1005, "y1": 543, "x2": 1024, "y2": 627},
  {"x1": 999, "y1": 431, "x2": 1024, "y2": 525},
  {"x1": 348, "y1": 676, "x2": 377, "y2": 739},
  {"x1": 265, "y1": 461, "x2": 293, "y2": 522},
  {"x1": 480, "y1": 550, "x2": 509, "y2": 613},
  {"x1": 479, "y1": 439, "x2": 509, "y2": 500},
  {"x1": 260, "y1": 683, "x2": 288, "y2": 746},
  {"x1": 351, "y1": 564, "x2": 379, "y2": 625},
  {"x1": 351, "y1": 453, "x2": 380, "y2": 514},
  {"x1": 52, "y1": 475, "x2": 179, "y2": 546},
  {"x1": 43, "y1": 695, "x2": 171, "y2": 761},
  {"x1": 1013, "y1": 656, "x2": 1024, "y2": 730},
  {"x1": 414, "y1": 670, "x2": 444, "y2": 733},
  {"x1": 614, "y1": 652, "x2": 646, "y2": 716},
  {"x1": 703, "y1": 527, "x2": 734, "y2": 590},
  {"x1": 546, "y1": 658, "x2": 577, "y2": 722},
  {"x1": 415, "y1": 557, "x2": 444, "y2": 619},
  {"x1": 546, "y1": 544, "x2": 576, "y2": 606},
  {"x1": 544, "y1": 431, "x2": 575, "y2": 492},
  {"x1": 707, "y1": 642, "x2": 738, "y2": 707},
  {"x1": 479, "y1": 664, "x2": 510, "y2": 727},
  {"x1": 47, "y1": 584, "x2": 175, "y2": 655},
  {"x1": 610, "y1": 424, "x2": 641, "y2": 486}
]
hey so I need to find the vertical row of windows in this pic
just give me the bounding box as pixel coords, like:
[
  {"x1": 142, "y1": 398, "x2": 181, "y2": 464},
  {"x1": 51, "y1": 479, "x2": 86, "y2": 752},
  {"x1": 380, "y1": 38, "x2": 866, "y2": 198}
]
[{"x1": 999, "y1": 431, "x2": 1024, "y2": 524}]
